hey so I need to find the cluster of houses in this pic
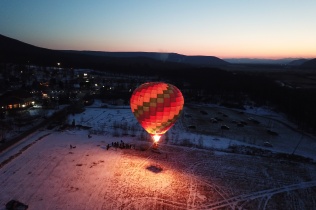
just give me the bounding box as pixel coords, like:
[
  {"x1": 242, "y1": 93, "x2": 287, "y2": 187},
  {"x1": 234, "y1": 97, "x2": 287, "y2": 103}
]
[
  {"x1": 0, "y1": 90, "x2": 34, "y2": 110},
  {"x1": 0, "y1": 63, "x2": 150, "y2": 119}
]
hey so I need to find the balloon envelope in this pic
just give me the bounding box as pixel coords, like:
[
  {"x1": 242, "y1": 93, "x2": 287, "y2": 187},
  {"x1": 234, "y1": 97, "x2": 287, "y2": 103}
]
[{"x1": 130, "y1": 82, "x2": 184, "y2": 139}]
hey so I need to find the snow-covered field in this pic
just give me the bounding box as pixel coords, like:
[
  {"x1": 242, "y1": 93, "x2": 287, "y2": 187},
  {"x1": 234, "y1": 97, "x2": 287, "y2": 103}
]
[
  {"x1": 1, "y1": 101, "x2": 316, "y2": 209},
  {"x1": 182, "y1": 104, "x2": 316, "y2": 160}
]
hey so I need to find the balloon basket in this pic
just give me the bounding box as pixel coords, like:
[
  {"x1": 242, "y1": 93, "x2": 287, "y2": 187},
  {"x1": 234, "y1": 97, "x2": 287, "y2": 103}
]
[
  {"x1": 151, "y1": 142, "x2": 161, "y2": 153},
  {"x1": 153, "y1": 142, "x2": 159, "y2": 149}
]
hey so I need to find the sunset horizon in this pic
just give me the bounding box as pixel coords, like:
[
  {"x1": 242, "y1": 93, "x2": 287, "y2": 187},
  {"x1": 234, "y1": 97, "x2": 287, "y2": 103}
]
[
  {"x1": 2, "y1": 32, "x2": 314, "y2": 61},
  {"x1": 1, "y1": 0, "x2": 315, "y2": 61}
]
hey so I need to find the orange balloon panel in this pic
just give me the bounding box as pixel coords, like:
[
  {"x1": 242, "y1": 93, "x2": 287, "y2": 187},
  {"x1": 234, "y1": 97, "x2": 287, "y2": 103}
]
[{"x1": 130, "y1": 82, "x2": 184, "y2": 135}]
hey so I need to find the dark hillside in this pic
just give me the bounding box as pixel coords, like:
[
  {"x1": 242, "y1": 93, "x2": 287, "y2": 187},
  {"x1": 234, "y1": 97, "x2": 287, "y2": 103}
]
[
  {"x1": 301, "y1": 58, "x2": 316, "y2": 69},
  {"x1": 0, "y1": 34, "x2": 187, "y2": 71},
  {"x1": 67, "y1": 51, "x2": 229, "y2": 67},
  {"x1": 287, "y1": 59, "x2": 309, "y2": 66}
]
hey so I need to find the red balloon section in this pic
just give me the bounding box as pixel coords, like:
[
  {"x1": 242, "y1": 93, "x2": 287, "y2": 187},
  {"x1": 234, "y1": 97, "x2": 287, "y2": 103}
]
[{"x1": 130, "y1": 82, "x2": 184, "y2": 141}]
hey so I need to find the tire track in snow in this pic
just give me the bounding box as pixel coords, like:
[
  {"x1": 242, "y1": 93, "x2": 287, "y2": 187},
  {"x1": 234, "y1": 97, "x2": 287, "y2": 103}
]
[
  {"x1": 182, "y1": 154, "x2": 233, "y2": 210},
  {"x1": 118, "y1": 150, "x2": 154, "y2": 209},
  {"x1": 83, "y1": 109, "x2": 106, "y2": 123},
  {"x1": 200, "y1": 180, "x2": 316, "y2": 209},
  {"x1": 0, "y1": 132, "x2": 51, "y2": 169},
  {"x1": 122, "y1": 196, "x2": 189, "y2": 210},
  {"x1": 120, "y1": 146, "x2": 200, "y2": 209},
  {"x1": 82, "y1": 147, "x2": 118, "y2": 209},
  {"x1": 261, "y1": 195, "x2": 271, "y2": 210},
  {"x1": 0, "y1": 132, "x2": 52, "y2": 201},
  {"x1": 25, "y1": 149, "x2": 70, "y2": 204},
  {"x1": 185, "y1": 161, "x2": 200, "y2": 208}
]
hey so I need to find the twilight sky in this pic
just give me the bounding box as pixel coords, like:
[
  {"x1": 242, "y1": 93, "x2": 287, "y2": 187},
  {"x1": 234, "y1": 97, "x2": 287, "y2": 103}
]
[{"x1": 0, "y1": 0, "x2": 315, "y2": 59}]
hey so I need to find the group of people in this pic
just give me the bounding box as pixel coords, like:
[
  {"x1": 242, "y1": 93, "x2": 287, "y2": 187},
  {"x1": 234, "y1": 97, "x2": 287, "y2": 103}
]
[
  {"x1": 69, "y1": 144, "x2": 76, "y2": 149},
  {"x1": 106, "y1": 140, "x2": 134, "y2": 150}
]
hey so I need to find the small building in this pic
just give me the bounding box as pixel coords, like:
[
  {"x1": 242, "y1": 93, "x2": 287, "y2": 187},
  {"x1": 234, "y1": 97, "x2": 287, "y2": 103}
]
[{"x1": 0, "y1": 90, "x2": 34, "y2": 110}]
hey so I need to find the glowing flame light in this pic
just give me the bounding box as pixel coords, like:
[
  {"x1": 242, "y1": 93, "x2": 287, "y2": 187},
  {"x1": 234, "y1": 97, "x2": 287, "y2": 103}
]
[{"x1": 152, "y1": 134, "x2": 161, "y2": 143}]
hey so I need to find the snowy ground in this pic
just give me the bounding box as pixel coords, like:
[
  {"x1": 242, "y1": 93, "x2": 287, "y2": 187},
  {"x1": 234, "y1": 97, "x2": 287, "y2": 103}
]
[
  {"x1": 182, "y1": 104, "x2": 316, "y2": 161},
  {"x1": 1, "y1": 101, "x2": 316, "y2": 209}
]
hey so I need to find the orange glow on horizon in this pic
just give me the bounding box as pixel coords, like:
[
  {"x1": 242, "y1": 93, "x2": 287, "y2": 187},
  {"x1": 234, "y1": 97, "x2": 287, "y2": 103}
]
[{"x1": 30, "y1": 39, "x2": 316, "y2": 60}]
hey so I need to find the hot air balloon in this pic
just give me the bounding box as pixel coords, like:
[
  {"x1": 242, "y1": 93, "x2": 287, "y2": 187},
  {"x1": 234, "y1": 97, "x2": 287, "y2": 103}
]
[{"x1": 130, "y1": 82, "x2": 184, "y2": 145}]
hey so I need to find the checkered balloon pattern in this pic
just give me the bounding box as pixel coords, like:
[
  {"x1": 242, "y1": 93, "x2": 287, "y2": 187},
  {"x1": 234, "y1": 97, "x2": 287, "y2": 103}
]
[{"x1": 130, "y1": 82, "x2": 184, "y2": 136}]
